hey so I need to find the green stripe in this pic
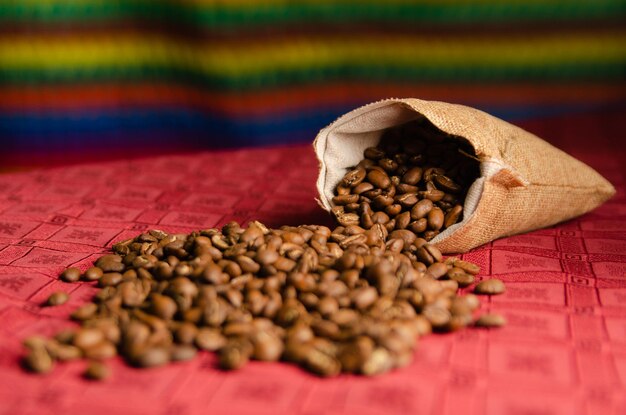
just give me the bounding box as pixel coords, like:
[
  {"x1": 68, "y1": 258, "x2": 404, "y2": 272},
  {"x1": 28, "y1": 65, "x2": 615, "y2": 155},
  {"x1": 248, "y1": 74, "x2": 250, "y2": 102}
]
[
  {"x1": 1, "y1": 63, "x2": 623, "y2": 91},
  {"x1": 1, "y1": 1, "x2": 624, "y2": 26}
]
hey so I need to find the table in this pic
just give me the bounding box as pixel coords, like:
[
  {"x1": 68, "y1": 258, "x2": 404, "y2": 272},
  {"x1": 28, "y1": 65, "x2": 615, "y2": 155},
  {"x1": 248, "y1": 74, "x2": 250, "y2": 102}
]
[{"x1": 0, "y1": 108, "x2": 624, "y2": 415}]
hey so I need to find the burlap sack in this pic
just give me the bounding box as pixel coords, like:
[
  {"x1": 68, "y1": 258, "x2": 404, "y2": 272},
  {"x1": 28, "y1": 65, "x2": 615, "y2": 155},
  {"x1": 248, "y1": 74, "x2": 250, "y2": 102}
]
[{"x1": 314, "y1": 98, "x2": 616, "y2": 253}]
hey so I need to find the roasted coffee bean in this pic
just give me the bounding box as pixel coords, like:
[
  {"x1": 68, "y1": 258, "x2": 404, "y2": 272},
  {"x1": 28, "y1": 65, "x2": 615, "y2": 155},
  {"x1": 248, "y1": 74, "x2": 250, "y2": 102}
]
[
  {"x1": 475, "y1": 313, "x2": 507, "y2": 328},
  {"x1": 83, "y1": 267, "x2": 104, "y2": 281},
  {"x1": 252, "y1": 331, "x2": 283, "y2": 361},
  {"x1": 85, "y1": 361, "x2": 110, "y2": 380},
  {"x1": 433, "y1": 174, "x2": 461, "y2": 193},
  {"x1": 135, "y1": 347, "x2": 170, "y2": 368},
  {"x1": 73, "y1": 328, "x2": 105, "y2": 350},
  {"x1": 402, "y1": 167, "x2": 423, "y2": 185},
  {"x1": 71, "y1": 302, "x2": 98, "y2": 321},
  {"x1": 332, "y1": 194, "x2": 359, "y2": 206},
  {"x1": 219, "y1": 341, "x2": 252, "y2": 370},
  {"x1": 427, "y1": 262, "x2": 449, "y2": 279},
  {"x1": 452, "y1": 259, "x2": 481, "y2": 275},
  {"x1": 444, "y1": 205, "x2": 463, "y2": 228},
  {"x1": 447, "y1": 267, "x2": 475, "y2": 287},
  {"x1": 24, "y1": 344, "x2": 54, "y2": 374},
  {"x1": 353, "y1": 182, "x2": 374, "y2": 194},
  {"x1": 95, "y1": 255, "x2": 125, "y2": 273},
  {"x1": 60, "y1": 267, "x2": 81, "y2": 283},
  {"x1": 367, "y1": 170, "x2": 391, "y2": 189},
  {"x1": 427, "y1": 208, "x2": 445, "y2": 230},
  {"x1": 47, "y1": 342, "x2": 82, "y2": 361},
  {"x1": 361, "y1": 347, "x2": 394, "y2": 376},
  {"x1": 474, "y1": 278, "x2": 506, "y2": 295},
  {"x1": 304, "y1": 348, "x2": 341, "y2": 377},
  {"x1": 195, "y1": 328, "x2": 226, "y2": 351},
  {"x1": 175, "y1": 322, "x2": 198, "y2": 345},
  {"x1": 83, "y1": 341, "x2": 117, "y2": 360},
  {"x1": 171, "y1": 345, "x2": 198, "y2": 361},
  {"x1": 46, "y1": 291, "x2": 69, "y2": 306},
  {"x1": 364, "y1": 147, "x2": 385, "y2": 160},
  {"x1": 99, "y1": 272, "x2": 123, "y2": 287},
  {"x1": 341, "y1": 167, "x2": 367, "y2": 187}
]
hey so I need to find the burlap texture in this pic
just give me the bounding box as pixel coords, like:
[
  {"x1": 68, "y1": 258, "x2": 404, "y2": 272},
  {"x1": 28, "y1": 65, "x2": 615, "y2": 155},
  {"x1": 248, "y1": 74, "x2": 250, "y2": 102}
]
[{"x1": 313, "y1": 98, "x2": 616, "y2": 253}]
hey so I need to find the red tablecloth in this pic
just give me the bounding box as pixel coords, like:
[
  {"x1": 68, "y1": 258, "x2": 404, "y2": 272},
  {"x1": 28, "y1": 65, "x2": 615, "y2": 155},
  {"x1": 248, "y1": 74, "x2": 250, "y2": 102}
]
[{"x1": 1, "y1": 109, "x2": 625, "y2": 415}]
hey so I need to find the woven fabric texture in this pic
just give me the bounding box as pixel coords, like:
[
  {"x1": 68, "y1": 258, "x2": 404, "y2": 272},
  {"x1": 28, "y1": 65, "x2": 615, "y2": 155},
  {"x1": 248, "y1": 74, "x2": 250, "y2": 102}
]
[{"x1": 0, "y1": 108, "x2": 625, "y2": 414}]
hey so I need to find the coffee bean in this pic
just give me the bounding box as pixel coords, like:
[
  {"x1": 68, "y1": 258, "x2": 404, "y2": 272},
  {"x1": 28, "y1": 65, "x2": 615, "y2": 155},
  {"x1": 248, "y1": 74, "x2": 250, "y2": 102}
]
[
  {"x1": 304, "y1": 348, "x2": 341, "y2": 377},
  {"x1": 47, "y1": 341, "x2": 82, "y2": 361},
  {"x1": 219, "y1": 341, "x2": 251, "y2": 370},
  {"x1": 364, "y1": 147, "x2": 385, "y2": 160},
  {"x1": 85, "y1": 361, "x2": 110, "y2": 380},
  {"x1": 84, "y1": 341, "x2": 117, "y2": 360},
  {"x1": 351, "y1": 286, "x2": 378, "y2": 310},
  {"x1": 444, "y1": 205, "x2": 463, "y2": 228},
  {"x1": 135, "y1": 347, "x2": 170, "y2": 368},
  {"x1": 99, "y1": 272, "x2": 123, "y2": 287},
  {"x1": 426, "y1": 262, "x2": 449, "y2": 279},
  {"x1": 171, "y1": 345, "x2": 198, "y2": 361},
  {"x1": 175, "y1": 322, "x2": 198, "y2": 345},
  {"x1": 60, "y1": 267, "x2": 81, "y2": 283},
  {"x1": 427, "y1": 208, "x2": 445, "y2": 230},
  {"x1": 46, "y1": 291, "x2": 69, "y2": 306},
  {"x1": 83, "y1": 267, "x2": 104, "y2": 281},
  {"x1": 71, "y1": 302, "x2": 98, "y2": 321},
  {"x1": 195, "y1": 328, "x2": 226, "y2": 351},
  {"x1": 475, "y1": 313, "x2": 507, "y2": 328},
  {"x1": 453, "y1": 259, "x2": 481, "y2": 275},
  {"x1": 353, "y1": 182, "x2": 374, "y2": 194},
  {"x1": 24, "y1": 345, "x2": 54, "y2": 373},
  {"x1": 367, "y1": 170, "x2": 391, "y2": 189},
  {"x1": 422, "y1": 305, "x2": 451, "y2": 329},
  {"x1": 332, "y1": 194, "x2": 360, "y2": 205},
  {"x1": 433, "y1": 174, "x2": 461, "y2": 193},
  {"x1": 402, "y1": 167, "x2": 423, "y2": 185},
  {"x1": 447, "y1": 267, "x2": 475, "y2": 287},
  {"x1": 411, "y1": 199, "x2": 433, "y2": 220},
  {"x1": 73, "y1": 328, "x2": 105, "y2": 350},
  {"x1": 95, "y1": 255, "x2": 125, "y2": 273},
  {"x1": 361, "y1": 347, "x2": 393, "y2": 376},
  {"x1": 474, "y1": 278, "x2": 505, "y2": 295},
  {"x1": 341, "y1": 167, "x2": 367, "y2": 188},
  {"x1": 252, "y1": 331, "x2": 283, "y2": 361}
]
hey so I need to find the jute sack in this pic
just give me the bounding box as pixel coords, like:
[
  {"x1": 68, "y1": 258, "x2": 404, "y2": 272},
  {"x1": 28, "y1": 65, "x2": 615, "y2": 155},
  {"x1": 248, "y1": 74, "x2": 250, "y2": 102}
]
[{"x1": 313, "y1": 98, "x2": 615, "y2": 253}]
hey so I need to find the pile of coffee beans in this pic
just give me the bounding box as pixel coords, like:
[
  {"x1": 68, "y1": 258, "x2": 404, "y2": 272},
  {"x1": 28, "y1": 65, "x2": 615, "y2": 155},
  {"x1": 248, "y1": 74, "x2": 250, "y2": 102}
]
[
  {"x1": 23, "y1": 121, "x2": 506, "y2": 378},
  {"x1": 23, "y1": 222, "x2": 505, "y2": 378},
  {"x1": 332, "y1": 119, "x2": 480, "y2": 241}
]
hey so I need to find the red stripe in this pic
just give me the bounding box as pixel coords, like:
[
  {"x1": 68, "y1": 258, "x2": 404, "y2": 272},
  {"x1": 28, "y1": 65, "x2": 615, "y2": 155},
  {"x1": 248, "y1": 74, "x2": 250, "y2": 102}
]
[{"x1": 1, "y1": 82, "x2": 625, "y2": 115}]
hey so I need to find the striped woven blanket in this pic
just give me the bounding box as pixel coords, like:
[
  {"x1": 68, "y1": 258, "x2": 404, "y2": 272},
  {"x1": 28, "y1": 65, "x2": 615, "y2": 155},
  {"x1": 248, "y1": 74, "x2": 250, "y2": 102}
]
[{"x1": 1, "y1": 0, "x2": 624, "y2": 169}]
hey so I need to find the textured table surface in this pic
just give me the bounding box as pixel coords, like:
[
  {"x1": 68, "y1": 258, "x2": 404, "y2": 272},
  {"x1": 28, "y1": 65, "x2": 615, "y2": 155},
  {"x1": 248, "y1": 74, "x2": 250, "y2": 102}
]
[{"x1": 0, "y1": 109, "x2": 625, "y2": 415}]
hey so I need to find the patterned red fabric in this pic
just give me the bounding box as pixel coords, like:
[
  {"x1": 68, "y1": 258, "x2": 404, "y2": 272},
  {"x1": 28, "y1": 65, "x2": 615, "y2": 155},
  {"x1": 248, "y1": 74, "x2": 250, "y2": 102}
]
[{"x1": 0, "y1": 109, "x2": 624, "y2": 415}]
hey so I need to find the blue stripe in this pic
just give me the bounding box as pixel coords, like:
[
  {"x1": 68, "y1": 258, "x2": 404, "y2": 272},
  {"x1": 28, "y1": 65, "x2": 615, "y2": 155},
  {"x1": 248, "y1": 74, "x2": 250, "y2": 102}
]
[{"x1": 1, "y1": 102, "x2": 622, "y2": 150}]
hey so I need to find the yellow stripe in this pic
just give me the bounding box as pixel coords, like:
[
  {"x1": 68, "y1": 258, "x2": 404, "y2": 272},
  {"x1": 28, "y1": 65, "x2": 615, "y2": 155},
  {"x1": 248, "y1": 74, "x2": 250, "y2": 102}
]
[{"x1": 1, "y1": 34, "x2": 624, "y2": 76}]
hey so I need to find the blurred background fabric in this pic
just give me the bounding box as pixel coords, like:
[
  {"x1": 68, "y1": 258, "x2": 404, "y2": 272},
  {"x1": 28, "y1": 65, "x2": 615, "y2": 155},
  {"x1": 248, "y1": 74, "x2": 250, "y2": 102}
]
[{"x1": 0, "y1": 0, "x2": 625, "y2": 170}]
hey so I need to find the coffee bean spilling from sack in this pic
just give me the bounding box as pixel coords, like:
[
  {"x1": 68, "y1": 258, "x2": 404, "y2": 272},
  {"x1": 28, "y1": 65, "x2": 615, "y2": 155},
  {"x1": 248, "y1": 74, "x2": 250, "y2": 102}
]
[
  {"x1": 332, "y1": 120, "x2": 480, "y2": 241},
  {"x1": 23, "y1": 222, "x2": 504, "y2": 378}
]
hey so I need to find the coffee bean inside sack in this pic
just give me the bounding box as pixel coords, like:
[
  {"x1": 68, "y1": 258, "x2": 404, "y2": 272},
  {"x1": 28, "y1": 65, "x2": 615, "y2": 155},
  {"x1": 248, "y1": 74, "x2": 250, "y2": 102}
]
[
  {"x1": 23, "y1": 222, "x2": 504, "y2": 378},
  {"x1": 332, "y1": 119, "x2": 480, "y2": 241}
]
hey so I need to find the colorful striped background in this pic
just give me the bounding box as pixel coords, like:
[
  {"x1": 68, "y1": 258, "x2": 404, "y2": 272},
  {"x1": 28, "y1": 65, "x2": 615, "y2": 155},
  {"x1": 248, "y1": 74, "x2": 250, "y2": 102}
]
[{"x1": 1, "y1": 0, "x2": 625, "y2": 169}]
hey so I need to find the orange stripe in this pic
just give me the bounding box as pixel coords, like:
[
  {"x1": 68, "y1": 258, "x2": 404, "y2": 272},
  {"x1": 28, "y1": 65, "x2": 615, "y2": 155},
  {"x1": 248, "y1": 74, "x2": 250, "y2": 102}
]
[{"x1": 1, "y1": 83, "x2": 624, "y2": 115}]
